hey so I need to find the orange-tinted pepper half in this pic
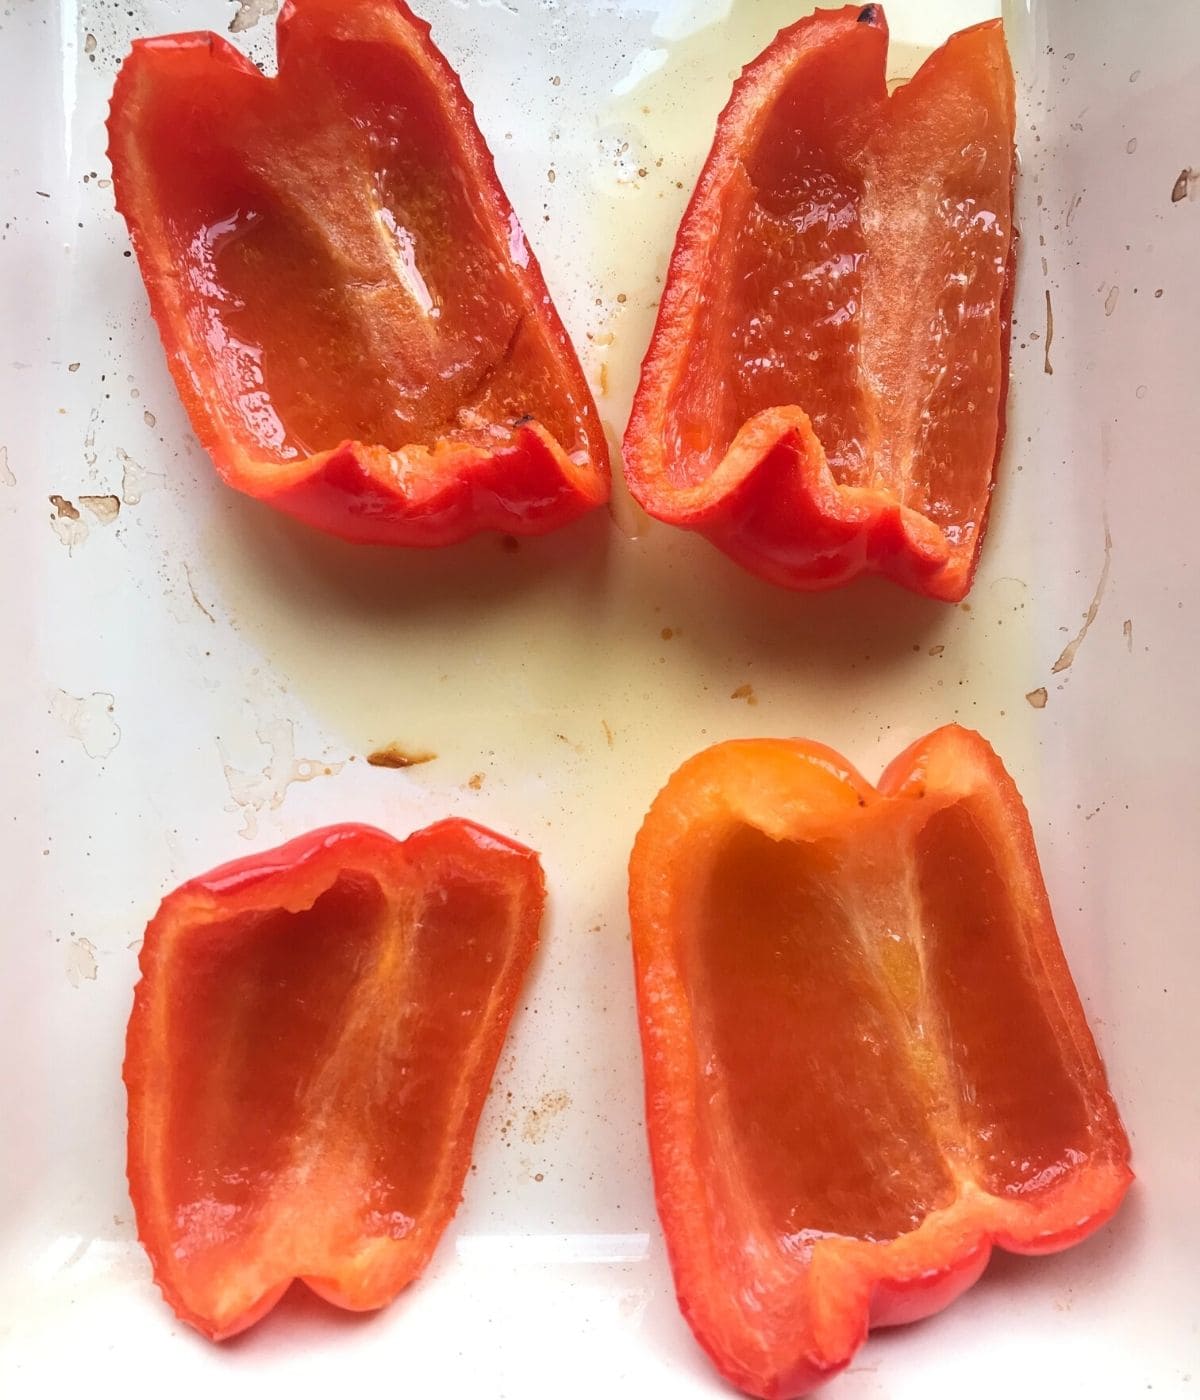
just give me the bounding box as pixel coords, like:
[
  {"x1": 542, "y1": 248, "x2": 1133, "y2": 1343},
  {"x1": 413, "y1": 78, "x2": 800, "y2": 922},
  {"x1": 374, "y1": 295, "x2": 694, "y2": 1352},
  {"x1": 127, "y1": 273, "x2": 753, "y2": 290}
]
[
  {"x1": 108, "y1": 0, "x2": 608, "y2": 545},
  {"x1": 629, "y1": 726, "x2": 1131, "y2": 1397},
  {"x1": 125, "y1": 821, "x2": 543, "y2": 1339},
  {"x1": 624, "y1": 8, "x2": 1015, "y2": 600}
]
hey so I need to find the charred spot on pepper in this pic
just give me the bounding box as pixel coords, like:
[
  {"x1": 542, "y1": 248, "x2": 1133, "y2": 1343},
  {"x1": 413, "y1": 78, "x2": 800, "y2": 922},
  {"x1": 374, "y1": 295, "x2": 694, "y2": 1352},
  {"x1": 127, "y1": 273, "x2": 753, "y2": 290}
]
[{"x1": 858, "y1": 5, "x2": 880, "y2": 22}]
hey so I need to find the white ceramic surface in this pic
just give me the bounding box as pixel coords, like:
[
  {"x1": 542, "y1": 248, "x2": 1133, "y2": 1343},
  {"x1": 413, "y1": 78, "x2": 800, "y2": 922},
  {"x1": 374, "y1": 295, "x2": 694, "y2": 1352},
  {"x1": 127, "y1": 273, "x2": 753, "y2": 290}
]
[{"x1": 1, "y1": 0, "x2": 1196, "y2": 1394}]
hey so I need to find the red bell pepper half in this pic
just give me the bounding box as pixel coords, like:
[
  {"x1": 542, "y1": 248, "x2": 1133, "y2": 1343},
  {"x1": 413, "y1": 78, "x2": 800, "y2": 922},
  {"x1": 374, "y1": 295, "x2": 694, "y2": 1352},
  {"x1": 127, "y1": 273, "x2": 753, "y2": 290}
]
[
  {"x1": 629, "y1": 726, "x2": 1131, "y2": 1397},
  {"x1": 107, "y1": 0, "x2": 608, "y2": 546},
  {"x1": 125, "y1": 820, "x2": 543, "y2": 1339},
  {"x1": 624, "y1": 7, "x2": 1015, "y2": 601}
]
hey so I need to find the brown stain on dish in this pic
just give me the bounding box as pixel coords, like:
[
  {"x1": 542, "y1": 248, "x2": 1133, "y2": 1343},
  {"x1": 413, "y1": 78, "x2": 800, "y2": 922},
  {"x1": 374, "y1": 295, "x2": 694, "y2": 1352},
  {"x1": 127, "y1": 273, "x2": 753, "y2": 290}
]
[
  {"x1": 1043, "y1": 289, "x2": 1055, "y2": 375},
  {"x1": 928, "y1": 644, "x2": 945, "y2": 657},
  {"x1": 1171, "y1": 168, "x2": 1196, "y2": 203},
  {"x1": 731, "y1": 683, "x2": 758, "y2": 705},
  {"x1": 1026, "y1": 687, "x2": 1048, "y2": 709},
  {"x1": 79, "y1": 493, "x2": 120, "y2": 524},
  {"x1": 49, "y1": 495, "x2": 89, "y2": 551},
  {"x1": 183, "y1": 563, "x2": 216, "y2": 623},
  {"x1": 1052, "y1": 525, "x2": 1112, "y2": 674},
  {"x1": 521, "y1": 1090, "x2": 571, "y2": 1143},
  {"x1": 601, "y1": 718, "x2": 615, "y2": 748},
  {"x1": 229, "y1": 0, "x2": 278, "y2": 34},
  {"x1": 49, "y1": 494, "x2": 80, "y2": 520},
  {"x1": 468, "y1": 772, "x2": 485, "y2": 790},
  {"x1": 367, "y1": 745, "x2": 436, "y2": 769},
  {"x1": 1123, "y1": 618, "x2": 1133, "y2": 651}
]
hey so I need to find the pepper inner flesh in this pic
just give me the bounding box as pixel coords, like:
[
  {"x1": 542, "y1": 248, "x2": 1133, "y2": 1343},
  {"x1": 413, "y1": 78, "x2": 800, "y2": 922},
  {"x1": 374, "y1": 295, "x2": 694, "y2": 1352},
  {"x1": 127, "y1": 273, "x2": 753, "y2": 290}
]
[
  {"x1": 914, "y1": 803, "x2": 1092, "y2": 1198},
  {"x1": 158, "y1": 866, "x2": 518, "y2": 1273},
  {"x1": 690, "y1": 799, "x2": 1095, "y2": 1246},
  {"x1": 665, "y1": 23, "x2": 1011, "y2": 544},
  {"x1": 133, "y1": 31, "x2": 590, "y2": 464}
]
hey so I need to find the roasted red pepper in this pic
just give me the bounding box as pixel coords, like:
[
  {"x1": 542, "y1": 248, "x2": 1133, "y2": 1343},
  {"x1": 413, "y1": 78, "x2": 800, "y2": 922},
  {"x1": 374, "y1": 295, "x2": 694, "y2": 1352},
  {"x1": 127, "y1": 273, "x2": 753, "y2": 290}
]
[
  {"x1": 629, "y1": 726, "x2": 1131, "y2": 1398},
  {"x1": 126, "y1": 820, "x2": 543, "y2": 1339},
  {"x1": 107, "y1": 0, "x2": 608, "y2": 545},
  {"x1": 624, "y1": 7, "x2": 1015, "y2": 601}
]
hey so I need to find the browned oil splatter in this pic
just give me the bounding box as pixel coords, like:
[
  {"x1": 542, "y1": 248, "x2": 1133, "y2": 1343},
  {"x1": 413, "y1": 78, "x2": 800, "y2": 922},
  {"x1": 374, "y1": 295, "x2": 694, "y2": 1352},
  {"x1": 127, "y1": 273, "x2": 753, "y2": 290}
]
[
  {"x1": 1043, "y1": 289, "x2": 1055, "y2": 375},
  {"x1": 367, "y1": 745, "x2": 436, "y2": 769},
  {"x1": 222, "y1": 720, "x2": 343, "y2": 838},
  {"x1": 661, "y1": 626, "x2": 675, "y2": 641},
  {"x1": 49, "y1": 494, "x2": 80, "y2": 520},
  {"x1": 1171, "y1": 168, "x2": 1196, "y2": 203},
  {"x1": 1123, "y1": 618, "x2": 1133, "y2": 651},
  {"x1": 66, "y1": 936, "x2": 98, "y2": 987},
  {"x1": 79, "y1": 493, "x2": 120, "y2": 524},
  {"x1": 1052, "y1": 525, "x2": 1112, "y2": 673},
  {"x1": 731, "y1": 683, "x2": 758, "y2": 705},
  {"x1": 1104, "y1": 285, "x2": 1120, "y2": 317},
  {"x1": 117, "y1": 447, "x2": 160, "y2": 506},
  {"x1": 928, "y1": 644, "x2": 945, "y2": 657},
  {"x1": 521, "y1": 1090, "x2": 571, "y2": 1143},
  {"x1": 601, "y1": 718, "x2": 615, "y2": 747},
  {"x1": 468, "y1": 772, "x2": 485, "y2": 791},
  {"x1": 83, "y1": 412, "x2": 97, "y2": 468},
  {"x1": 229, "y1": 0, "x2": 277, "y2": 33},
  {"x1": 49, "y1": 495, "x2": 89, "y2": 550},
  {"x1": 1026, "y1": 687, "x2": 1048, "y2": 709},
  {"x1": 52, "y1": 689, "x2": 120, "y2": 758},
  {"x1": 183, "y1": 563, "x2": 216, "y2": 623}
]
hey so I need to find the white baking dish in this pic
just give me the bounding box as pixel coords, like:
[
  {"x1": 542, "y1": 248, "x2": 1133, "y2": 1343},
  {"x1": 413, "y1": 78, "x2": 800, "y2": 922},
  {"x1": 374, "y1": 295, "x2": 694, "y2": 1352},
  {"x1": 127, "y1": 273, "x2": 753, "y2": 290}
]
[{"x1": 1, "y1": 0, "x2": 1195, "y2": 1393}]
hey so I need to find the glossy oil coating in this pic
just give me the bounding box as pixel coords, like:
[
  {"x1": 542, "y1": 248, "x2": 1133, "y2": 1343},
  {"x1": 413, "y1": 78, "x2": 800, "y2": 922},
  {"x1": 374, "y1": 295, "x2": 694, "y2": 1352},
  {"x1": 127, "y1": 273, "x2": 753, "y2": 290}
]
[
  {"x1": 624, "y1": 6, "x2": 1015, "y2": 600},
  {"x1": 629, "y1": 727, "x2": 1131, "y2": 1397},
  {"x1": 107, "y1": 0, "x2": 608, "y2": 545},
  {"x1": 125, "y1": 820, "x2": 544, "y2": 1340}
]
